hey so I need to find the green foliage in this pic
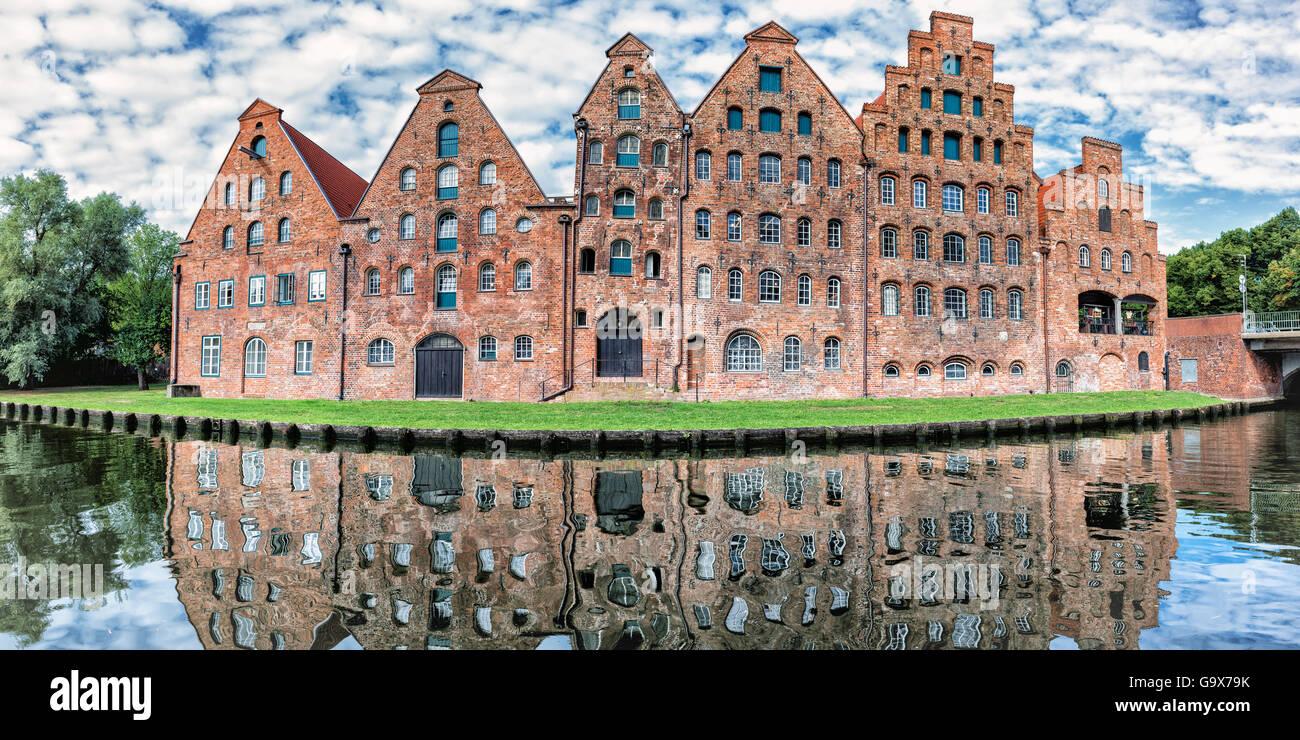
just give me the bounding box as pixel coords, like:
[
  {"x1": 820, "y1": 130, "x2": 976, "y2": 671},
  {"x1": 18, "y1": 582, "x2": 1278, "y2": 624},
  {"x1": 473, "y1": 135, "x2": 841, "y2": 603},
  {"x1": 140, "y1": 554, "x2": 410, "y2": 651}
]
[
  {"x1": 1166, "y1": 206, "x2": 1300, "y2": 316},
  {"x1": 0, "y1": 170, "x2": 145, "y2": 386},
  {"x1": 108, "y1": 223, "x2": 178, "y2": 379}
]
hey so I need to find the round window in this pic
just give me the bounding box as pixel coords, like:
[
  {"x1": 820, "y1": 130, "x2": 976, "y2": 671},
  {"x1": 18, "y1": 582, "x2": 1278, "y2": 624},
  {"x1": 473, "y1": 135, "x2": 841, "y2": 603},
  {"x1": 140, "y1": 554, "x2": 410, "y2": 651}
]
[
  {"x1": 366, "y1": 228, "x2": 380, "y2": 243},
  {"x1": 516, "y1": 218, "x2": 533, "y2": 233}
]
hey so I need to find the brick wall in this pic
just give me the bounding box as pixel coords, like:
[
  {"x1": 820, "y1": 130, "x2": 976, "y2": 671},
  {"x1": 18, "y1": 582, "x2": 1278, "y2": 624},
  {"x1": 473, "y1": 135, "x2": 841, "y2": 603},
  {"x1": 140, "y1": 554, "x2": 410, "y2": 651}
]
[{"x1": 1167, "y1": 313, "x2": 1281, "y2": 399}]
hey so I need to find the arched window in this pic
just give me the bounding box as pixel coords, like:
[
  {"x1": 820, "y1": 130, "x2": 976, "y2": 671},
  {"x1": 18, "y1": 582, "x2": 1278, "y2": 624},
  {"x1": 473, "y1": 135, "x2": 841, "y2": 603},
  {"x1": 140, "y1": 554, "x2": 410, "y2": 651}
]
[
  {"x1": 578, "y1": 249, "x2": 595, "y2": 274},
  {"x1": 243, "y1": 338, "x2": 267, "y2": 377},
  {"x1": 827, "y1": 220, "x2": 842, "y2": 249},
  {"x1": 584, "y1": 195, "x2": 599, "y2": 216},
  {"x1": 882, "y1": 284, "x2": 900, "y2": 316},
  {"x1": 367, "y1": 228, "x2": 380, "y2": 243},
  {"x1": 827, "y1": 159, "x2": 841, "y2": 188},
  {"x1": 610, "y1": 240, "x2": 632, "y2": 275},
  {"x1": 514, "y1": 336, "x2": 534, "y2": 361},
  {"x1": 944, "y1": 361, "x2": 968, "y2": 380},
  {"x1": 1122, "y1": 251, "x2": 1133, "y2": 273},
  {"x1": 759, "y1": 108, "x2": 781, "y2": 132},
  {"x1": 367, "y1": 338, "x2": 394, "y2": 365},
  {"x1": 652, "y1": 142, "x2": 668, "y2": 166},
  {"x1": 392, "y1": 213, "x2": 412, "y2": 240},
  {"x1": 251, "y1": 136, "x2": 267, "y2": 157},
  {"x1": 726, "y1": 152, "x2": 742, "y2": 181},
  {"x1": 758, "y1": 154, "x2": 780, "y2": 183},
  {"x1": 437, "y1": 165, "x2": 458, "y2": 199},
  {"x1": 645, "y1": 251, "x2": 662, "y2": 279},
  {"x1": 978, "y1": 236, "x2": 992, "y2": 264},
  {"x1": 695, "y1": 210, "x2": 711, "y2": 239},
  {"x1": 759, "y1": 270, "x2": 781, "y2": 303},
  {"x1": 1008, "y1": 290, "x2": 1023, "y2": 320},
  {"x1": 827, "y1": 277, "x2": 842, "y2": 308},
  {"x1": 436, "y1": 264, "x2": 457, "y2": 309},
  {"x1": 1079, "y1": 245, "x2": 1091, "y2": 268},
  {"x1": 514, "y1": 261, "x2": 533, "y2": 291},
  {"x1": 400, "y1": 167, "x2": 416, "y2": 191},
  {"x1": 478, "y1": 336, "x2": 497, "y2": 361},
  {"x1": 399, "y1": 266, "x2": 414, "y2": 294},
  {"x1": 942, "y1": 184, "x2": 964, "y2": 212},
  {"x1": 247, "y1": 221, "x2": 263, "y2": 249},
  {"x1": 613, "y1": 189, "x2": 635, "y2": 218},
  {"x1": 1010, "y1": 363, "x2": 1024, "y2": 377},
  {"x1": 726, "y1": 334, "x2": 762, "y2": 372},
  {"x1": 981, "y1": 363, "x2": 995, "y2": 377},
  {"x1": 915, "y1": 285, "x2": 932, "y2": 317},
  {"x1": 279, "y1": 171, "x2": 292, "y2": 195},
  {"x1": 797, "y1": 112, "x2": 812, "y2": 136},
  {"x1": 478, "y1": 262, "x2": 496, "y2": 291},
  {"x1": 479, "y1": 161, "x2": 496, "y2": 185},
  {"x1": 479, "y1": 208, "x2": 496, "y2": 235},
  {"x1": 222, "y1": 226, "x2": 234, "y2": 250},
  {"x1": 1098, "y1": 178, "x2": 1109, "y2": 199},
  {"x1": 1007, "y1": 238, "x2": 1022, "y2": 266},
  {"x1": 727, "y1": 107, "x2": 743, "y2": 130},
  {"x1": 880, "y1": 176, "x2": 896, "y2": 205},
  {"x1": 977, "y1": 186, "x2": 990, "y2": 214},
  {"x1": 438, "y1": 122, "x2": 458, "y2": 157},
  {"x1": 759, "y1": 214, "x2": 781, "y2": 244},
  {"x1": 1138, "y1": 351, "x2": 1150, "y2": 372},
  {"x1": 1005, "y1": 189, "x2": 1019, "y2": 216},
  {"x1": 726, "y1": 212, "x2": 742, "y2": 241},
  {"x1": 365, "y1": 268, "x2": 381, "y2": 295},
  {"x1": 916, "y1": 364, "x2": 932, "y2": 378},
  {"x1": 1055, "y1": 360, "x2": 1072, "y2": 378},
  {"x1": 696, "y1": 266, "x2": 712, "y2": 299},
  {"x1": 588, "y1": 140, "x2": 603, "y2": 164},
  {"x1": 913, "y1": 180, "x2": 927, "y2": 208},
  {"x1": 979, "y1": 289, "x2": 994, "y2": 318},
  {"x1": 617, "y1": 135, "x2": 640, "y2": 167},
  {"x1": 437, "y1": 213, "x2": 457, "y2": 251},
  {"x1": 648, "y1": 199, "x2": 664, "y2": 219},
  {"x1": 944, "y1": 288, "x2": 967, "y2": 318},
  {"x1": 617, "y1": 88, "x2": 641, "y2": 119},
  {"x1": 728, "y1": 269, "x2": 743, "y2": 301},
  {"x1": 695, "y1": 150, "x2": 711, "y2": 180},
  {"x1": 250, "y1": 177, "x2": 265, "y2": 202},
  {"x1": 783, "y1": 336, "x2": 802, "y2": 371},
  {"x1": 881, "y1": 228, "x2": 897, "y2": 258},
  {"x1": 913, "y1": 231, "x2": 930, "y2": 261},
  {"x1": 278, "y1": 218, "x2": 291, "y2": 243},
  {"x1": 224, "y1": 182, "x2": 235, "y2": 206},
  {"x1": 797, "y1": 218, "x2": 812, "y2": 247},
  {"x1": 1101, "y1": 248, "x2": 1112, "y2": 270},
  {"x1": 797, "y1": 274, "x2": 812, "y2": 306},
  {"x1": 943, "y1": 233, "x2": 965, "y2": 263},
  {"x1": 797, "y1": 156, "x2": 811, "y2": 185}
]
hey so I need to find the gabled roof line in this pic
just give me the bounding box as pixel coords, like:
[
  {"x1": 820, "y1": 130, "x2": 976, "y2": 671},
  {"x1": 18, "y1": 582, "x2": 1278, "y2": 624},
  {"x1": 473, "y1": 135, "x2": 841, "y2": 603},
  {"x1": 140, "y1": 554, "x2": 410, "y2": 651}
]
[{"x1": 279, "y1": 119, "x2": 368, "y2": 219}]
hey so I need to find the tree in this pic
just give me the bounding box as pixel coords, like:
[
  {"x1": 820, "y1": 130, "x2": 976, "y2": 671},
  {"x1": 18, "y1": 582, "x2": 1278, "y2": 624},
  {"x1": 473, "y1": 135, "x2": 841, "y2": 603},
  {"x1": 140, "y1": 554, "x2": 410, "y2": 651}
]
[
  {"x1": 1256, "y1": 246, "x2": 1300, "y2": 312},
  {"x1": 0, "y1": 170, "x2": 144, "y2": 387},
  {"x1": 1166, "y1": 207, "x2": 1300, "y2": 317},
  {"x1": 108, "y1": 223, "x2": 177, "y2": 390}
]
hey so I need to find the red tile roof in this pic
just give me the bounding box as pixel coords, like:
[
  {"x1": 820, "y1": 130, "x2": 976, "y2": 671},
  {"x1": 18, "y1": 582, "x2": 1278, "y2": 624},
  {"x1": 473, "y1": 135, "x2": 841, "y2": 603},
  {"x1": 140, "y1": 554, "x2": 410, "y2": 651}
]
[{"x1": 280, "y1": 120, "x2": 367, "y2": 218}]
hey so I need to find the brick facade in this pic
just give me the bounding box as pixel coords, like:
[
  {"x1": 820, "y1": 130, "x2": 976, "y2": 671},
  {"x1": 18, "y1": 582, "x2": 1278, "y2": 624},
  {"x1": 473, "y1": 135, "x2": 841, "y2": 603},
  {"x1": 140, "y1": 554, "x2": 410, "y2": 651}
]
[
  {"x1": 173, "y1": 12, "x2": 1167, "y2": 403},
  {"x1": 1167, "y1": 313, "x2": 1283, "y2": 400}
]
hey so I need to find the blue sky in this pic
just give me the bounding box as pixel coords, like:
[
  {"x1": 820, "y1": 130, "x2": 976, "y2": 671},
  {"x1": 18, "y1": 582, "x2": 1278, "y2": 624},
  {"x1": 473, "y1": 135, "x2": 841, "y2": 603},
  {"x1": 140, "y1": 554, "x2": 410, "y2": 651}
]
[{"x1": 3, "y1": 0, "x2": 1298, "y2": 252}]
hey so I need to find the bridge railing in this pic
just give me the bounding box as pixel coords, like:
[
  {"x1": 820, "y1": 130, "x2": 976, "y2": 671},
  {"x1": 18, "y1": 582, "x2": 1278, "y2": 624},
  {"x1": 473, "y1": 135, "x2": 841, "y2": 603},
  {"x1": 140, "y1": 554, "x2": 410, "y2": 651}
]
[{"x1": 1243, "y1": 310, "x2": 1300, "y2": 333}]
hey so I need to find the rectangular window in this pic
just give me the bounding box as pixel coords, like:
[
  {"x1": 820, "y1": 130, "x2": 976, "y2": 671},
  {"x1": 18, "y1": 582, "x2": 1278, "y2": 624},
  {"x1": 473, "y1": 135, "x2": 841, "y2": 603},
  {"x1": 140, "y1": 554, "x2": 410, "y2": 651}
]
[
  {"x1": 727, "y1": 155, "x2": 741, "y2": 182},
  {"x1": 759, "y1": 157, "x2": 780, "y2": 183},
  {"x1": 195, "y1": 282, "x2": 210, "y2": 310},
  {"x1": 276, "y1": 273, "x2": 295, "y2": 304},
  {"x1": 759, "y1": 110, "x2": 781, "y2": 133},
  {"x1": 972, "y1": 139, "x2": 982, "y2": 162},
  {"x1": 291, "y1": 460, "x2": 310, "y2": 491},
  {"x1": 898, "y1": 130, "x2": 908, "y2": 153},
  {"x1": 727, "y1": 213, "x2": 741, "y2": 242},
  {"x1": 727, "y1": 108, "x2": 742, "y2": 130},
  {"x1": 695, "y1": 211, "x2": 710, "y2": 239},
  {"x1": 759, "y1": 66, "x2": 782, "y2": 92},
  {"x1": 216, "y1": 279, "x2": 233, "y2": 308},
  {"x1": 1006, "y1": 191, "x2": 1019, "y2": 217},
  {"x1": 920, "y1": 89, "x2": 932, "y2": 109},
  {"x1": 921, "y1": 132, "x2": 931, "y2": 156},
  {"x1": 308, "y1": 270, "x2": 326, "y2": 302},
  {"x1": 993, "y1": 141, "x2": 1003, "y2": 164},
  {"x1": 295, "y1": 340, "x2": 313, "y2": 374},
  {"x1": 942, "y1": 53, "x2": 961, "y2": 75},
  {"x1": 977, "y1": 188, "x2": 989, "y2": 214},
  {"x1": 1180, "y1": 358, "x2": 1199, "y2": 383},
  {"x1": 200, "y1": 336, "x2": 221, "y2": 377},
  {"x1": 248, "y1": 276, "x2": 265, "y2": 306},
  {"x1": 973, "y1": 97, "x2": 983, "y2": 117},
  {"x1": 942, "y1": 185, "x2": 963, "y2": 212},
  {"x1": 943, "y1": 92, "x2": 961, "y2": 115},
  {"x1": 943, "y1": 133, "x2": 960, "y2": 160},
  {"x1": 797, "y1": 115, "x2": 811, "y2": 136}
]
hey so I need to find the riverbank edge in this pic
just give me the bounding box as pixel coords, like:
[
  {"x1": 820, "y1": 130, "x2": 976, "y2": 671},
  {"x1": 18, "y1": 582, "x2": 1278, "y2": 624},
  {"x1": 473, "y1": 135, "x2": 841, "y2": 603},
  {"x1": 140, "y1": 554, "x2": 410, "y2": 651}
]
[{"x1": 1, "y1": 397, "x2": 1270, "y2": 456}]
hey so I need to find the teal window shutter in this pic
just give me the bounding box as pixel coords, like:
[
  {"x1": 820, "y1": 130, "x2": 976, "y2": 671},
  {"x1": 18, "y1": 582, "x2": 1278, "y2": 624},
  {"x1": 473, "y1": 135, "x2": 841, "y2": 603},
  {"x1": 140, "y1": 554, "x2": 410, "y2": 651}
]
[
  {"x1": 759, "y1": 66, "x2": 782, "y2": 92},
  {"x1": 943, "y1": 92, "x2": 961, "y2": 115},
  {"x1": 759, "y1": 109, "x2": 781, "y2": 132},
  {"x1": 728, "y1": 108, "x2": 742, "y2": 130},
  {"x1": 797, "y1": 113, "x2": 811, "y2": 135},
  {"x1": 943, "y1": 133, "x2": 960, "y2": 160},
  {"x1": 920, "y1": 89, "x2": 931, "y2": 109}
]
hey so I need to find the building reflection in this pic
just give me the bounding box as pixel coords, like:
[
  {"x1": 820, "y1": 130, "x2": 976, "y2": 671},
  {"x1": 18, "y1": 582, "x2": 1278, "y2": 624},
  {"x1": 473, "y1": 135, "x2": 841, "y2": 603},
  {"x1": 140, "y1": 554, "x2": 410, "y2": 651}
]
[{"x1": 164, "y1": 419, "x2": 1271, "y2": 649}]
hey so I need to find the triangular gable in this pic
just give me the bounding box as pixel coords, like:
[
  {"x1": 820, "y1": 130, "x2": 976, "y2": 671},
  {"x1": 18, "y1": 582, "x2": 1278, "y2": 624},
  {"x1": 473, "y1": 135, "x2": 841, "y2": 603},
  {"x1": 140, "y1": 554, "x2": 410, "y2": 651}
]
[
  {"x1": 417, "y1": 69, "x2": 483, "y2": 95},
  {"x1": 575, "y1": 34, "x2": 681, "y2": 116},
  {"x1": 606, "y1": 33, "x2": 651, "y2": 57},
  {"x1": 744, "y1": 21, "x2": 798, "y2": 45},
  {"x1": 238, "y1": 98, "x2": 282, "y2": 120},
  {"x1": 280, "y1": 120, "x2": 368, "y2": 219}
]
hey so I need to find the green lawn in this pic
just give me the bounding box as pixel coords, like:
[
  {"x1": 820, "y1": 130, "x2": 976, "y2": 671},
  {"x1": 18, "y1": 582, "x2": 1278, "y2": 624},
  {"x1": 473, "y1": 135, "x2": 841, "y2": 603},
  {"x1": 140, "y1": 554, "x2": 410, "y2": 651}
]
[{"x1": 0, "y1": 386, "x2": 1223, "y2": 431}]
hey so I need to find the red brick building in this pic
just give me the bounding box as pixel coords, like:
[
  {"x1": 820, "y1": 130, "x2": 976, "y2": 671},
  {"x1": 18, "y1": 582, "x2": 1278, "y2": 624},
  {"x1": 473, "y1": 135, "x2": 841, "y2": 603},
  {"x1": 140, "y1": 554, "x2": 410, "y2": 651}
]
[{"x1": 172, "y1": 12, "x2": 1167, "y2": 403}]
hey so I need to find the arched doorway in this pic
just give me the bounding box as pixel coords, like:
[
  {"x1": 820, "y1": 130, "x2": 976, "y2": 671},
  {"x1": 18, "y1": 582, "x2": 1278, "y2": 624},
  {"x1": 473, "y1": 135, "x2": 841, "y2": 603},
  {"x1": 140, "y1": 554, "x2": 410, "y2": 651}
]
[
  {"x1": 1284, "y1": 369, "x2": 1300, "y2": 402},
  {"x1": 596, "y1": 309, "x2": 642, "y2": 377},
  {"x1": 415, "y1": 333, "x2": 463, "y2": 398},
  {"x1": 1099, "y1": 353, "x2": 1124, "y2": 391}
]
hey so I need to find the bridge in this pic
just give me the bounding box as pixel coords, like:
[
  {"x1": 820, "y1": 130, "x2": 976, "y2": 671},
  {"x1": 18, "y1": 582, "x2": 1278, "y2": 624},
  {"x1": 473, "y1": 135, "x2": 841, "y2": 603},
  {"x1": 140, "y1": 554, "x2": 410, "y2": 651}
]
[
  {"x1": 1242, "y1": 312, "x2": 1300, "y2": 398},
  {"x1": 1167, "y1": 311, "x2": 1300, "y2": 400}
]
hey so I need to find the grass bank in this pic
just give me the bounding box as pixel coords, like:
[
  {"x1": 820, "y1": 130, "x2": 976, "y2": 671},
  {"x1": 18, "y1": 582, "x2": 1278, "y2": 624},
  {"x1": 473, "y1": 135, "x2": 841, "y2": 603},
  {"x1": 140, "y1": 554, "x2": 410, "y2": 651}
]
[{"x1": 0, "y1": 386, "x2": 1222, "y2": 432}]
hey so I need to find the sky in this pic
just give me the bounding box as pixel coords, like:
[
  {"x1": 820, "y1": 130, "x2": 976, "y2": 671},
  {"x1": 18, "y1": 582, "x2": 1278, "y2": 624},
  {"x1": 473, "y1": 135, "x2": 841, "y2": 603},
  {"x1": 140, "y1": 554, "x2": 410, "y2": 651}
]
[{"x1": 2, "y1": 0, "x2": 1298, "y2": 253}]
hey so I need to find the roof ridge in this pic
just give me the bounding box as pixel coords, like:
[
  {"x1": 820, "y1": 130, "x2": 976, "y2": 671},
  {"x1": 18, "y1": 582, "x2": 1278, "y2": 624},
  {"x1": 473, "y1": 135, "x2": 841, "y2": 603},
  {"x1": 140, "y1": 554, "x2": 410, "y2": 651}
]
[{"x1": 280, "y1": 120, "x2": 368, "y2": 219}]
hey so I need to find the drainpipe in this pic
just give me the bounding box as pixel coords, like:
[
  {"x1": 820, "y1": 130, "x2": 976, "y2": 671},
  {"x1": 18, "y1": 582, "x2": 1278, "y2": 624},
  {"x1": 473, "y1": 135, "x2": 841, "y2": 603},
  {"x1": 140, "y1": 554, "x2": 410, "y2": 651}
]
[
  {"x1": 1040, "y1": 244, "x2": 1051, "y2": 393},
  {"x1": 337, "y1": 243, "x2": 351, "y2": 401},
  {"x1": 671, "y1": 120, "x2": 692, "y2": 394},
  {"x1": 861, "y1": 158, "x2": 870, "y2": 398},
  {"x1": 559, "y1": 211, "x2": 572, "y2": 388},
  {"x1": 551, "y1": 117, "x2": 591, "y2": 400},
  {"x1": 170, "y1": 264, "x2": 181, "y2": 386}
]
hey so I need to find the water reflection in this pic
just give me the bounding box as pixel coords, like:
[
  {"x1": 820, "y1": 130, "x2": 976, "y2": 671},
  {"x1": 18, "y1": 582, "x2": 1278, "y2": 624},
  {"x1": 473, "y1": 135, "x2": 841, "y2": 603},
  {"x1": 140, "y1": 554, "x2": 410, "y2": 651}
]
[{"x1": 2, "y1": 411, "x2": 1300, "y2": 649}]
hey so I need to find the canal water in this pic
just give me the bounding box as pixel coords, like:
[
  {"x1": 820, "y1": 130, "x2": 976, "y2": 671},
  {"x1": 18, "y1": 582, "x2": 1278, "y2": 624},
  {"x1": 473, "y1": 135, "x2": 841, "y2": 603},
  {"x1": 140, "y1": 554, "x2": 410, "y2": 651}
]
[{"x1": 1, "y1": 410, "x2": 1298, "y2": 650}]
